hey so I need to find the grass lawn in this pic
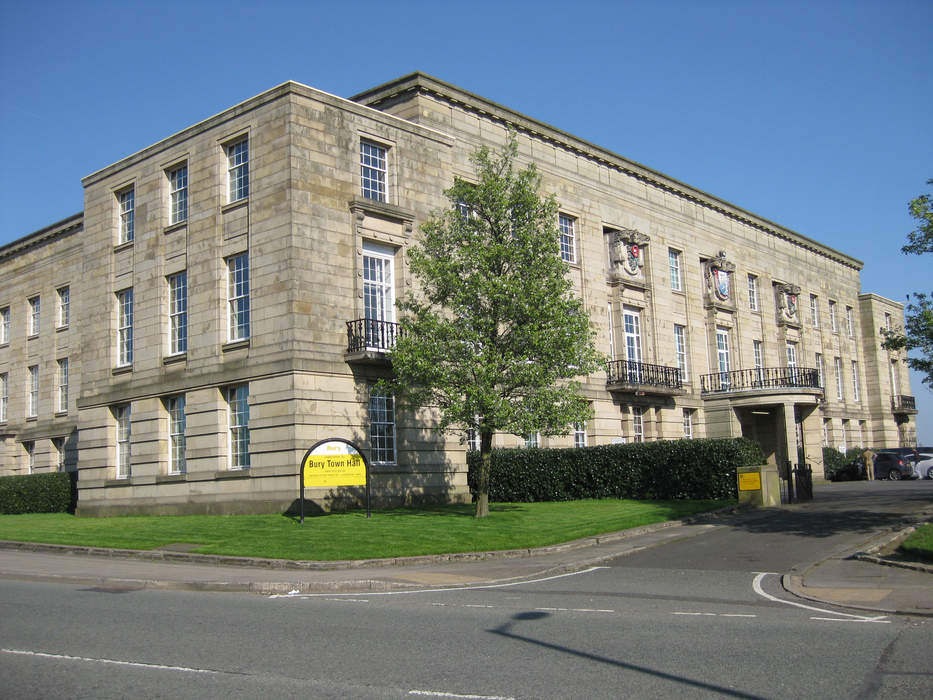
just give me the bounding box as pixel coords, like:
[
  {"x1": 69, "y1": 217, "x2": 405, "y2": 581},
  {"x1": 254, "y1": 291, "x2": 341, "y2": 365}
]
[
  {"x1": 0, "y1": 499, "x2": 731, "y2": 561},
  {"x1": 899, "y1": 522, "x2": 933, "y2": 563}
]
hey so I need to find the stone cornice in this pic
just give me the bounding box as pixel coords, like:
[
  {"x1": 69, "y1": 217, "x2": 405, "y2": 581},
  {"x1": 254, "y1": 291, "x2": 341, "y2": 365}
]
[
  {"x1": 0, "y1": 212, "x2": 83, "y2": 261},
  {"x1": 353, "y1": 72, "x2": 863, "y2": 272}
]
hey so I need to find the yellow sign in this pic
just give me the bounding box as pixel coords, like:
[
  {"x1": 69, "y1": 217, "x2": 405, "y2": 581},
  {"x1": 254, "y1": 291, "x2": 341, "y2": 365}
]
[
  {"x1": 302, "y1": 444, "x2": 367, "y2": 487},
  {"x1": 738, "y1": 472, "x2": 762, "y2": 491}
]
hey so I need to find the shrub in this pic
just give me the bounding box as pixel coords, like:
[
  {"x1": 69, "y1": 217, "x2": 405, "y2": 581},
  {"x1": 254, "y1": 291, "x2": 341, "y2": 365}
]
[
  {"x1": 467, "y1": 437, "x2": 764, "y2": 502},
  {"x1": 0, "y1": 472, "x2": 75, "y2": 514},
  {"x1": 822, "y1": 446, "x2": 866, "y2": 481}
]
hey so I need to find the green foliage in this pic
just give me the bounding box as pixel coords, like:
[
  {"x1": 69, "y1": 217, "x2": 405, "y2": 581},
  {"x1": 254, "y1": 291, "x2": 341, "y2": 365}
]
[
  {"x1": 882, "y1": 177, "x2": 933, "y2": 388},
  {"x1": 899, "y1": 522, "x2": 933, "y2": 563},
  {"x1": 466, "y1": 438, "x2": 764, "y2": 502},
  {"x1": 0, "y1": 472, "x2": 75, "y2": 514},
  {"x1": 822, "y1": 446, "x2": 867, "y2": 480}
]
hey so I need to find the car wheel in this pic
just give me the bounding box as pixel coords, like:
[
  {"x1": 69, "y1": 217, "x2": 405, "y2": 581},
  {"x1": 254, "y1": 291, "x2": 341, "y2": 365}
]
[
  {"x1": 888, "y1": 469, "x2": 902, "y2": 481},
  {"x1": 927, "y1": 466, "x2": 933, "y2": 480}
]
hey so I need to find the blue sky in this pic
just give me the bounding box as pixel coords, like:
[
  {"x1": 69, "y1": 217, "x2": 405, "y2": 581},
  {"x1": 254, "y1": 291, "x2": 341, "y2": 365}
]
[{"x1": 1, "y1": 0, "x2": 931, "y2": 440}]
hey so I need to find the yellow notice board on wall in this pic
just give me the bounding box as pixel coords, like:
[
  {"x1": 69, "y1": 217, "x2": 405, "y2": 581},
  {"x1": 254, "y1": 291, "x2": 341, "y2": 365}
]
[
  {"x1": 302, "y1": 442, "x2": 367, "y2": 488},
  {"x1": 738, "y1": 472, "x2": 762, "y2": 492}
]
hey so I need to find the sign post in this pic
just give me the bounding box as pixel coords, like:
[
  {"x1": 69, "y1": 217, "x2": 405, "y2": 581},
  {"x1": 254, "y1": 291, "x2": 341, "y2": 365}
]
[{"x1": 299, "y1": 438, "x2": 371, "y2": 523}]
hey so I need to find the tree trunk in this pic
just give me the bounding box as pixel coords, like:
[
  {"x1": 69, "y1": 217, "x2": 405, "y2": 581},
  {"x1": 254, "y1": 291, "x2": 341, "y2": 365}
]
[{"x1": 475, "y1": 428, "x2": 493, "y2": 518}]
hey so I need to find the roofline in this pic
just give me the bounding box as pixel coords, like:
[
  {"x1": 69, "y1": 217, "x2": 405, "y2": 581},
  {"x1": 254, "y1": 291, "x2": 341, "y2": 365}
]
[
  {"x1": 858, "y1": 292, "x2": 905, "y2": 309},
  {"x1": 0, "y1": 212, "x2": 84, "y2": 262},
  {"x1": 354, "y1": 72, "x2": 863, "y2": 271},
  {"x1": 82, "y1": 80, "x2": 453, "y2": 188}
]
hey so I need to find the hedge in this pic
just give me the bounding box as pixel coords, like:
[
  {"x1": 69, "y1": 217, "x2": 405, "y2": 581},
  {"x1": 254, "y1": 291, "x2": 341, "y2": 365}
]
[
  {"x1": 821, "y1": 446, "x2": 867, "y2": 480},
  {"x1": 0, "y1": 472, "x2": 76, "y2": 514},
  {"x1": 467, "y1": 437, "x2": 765, "y2": 502}
]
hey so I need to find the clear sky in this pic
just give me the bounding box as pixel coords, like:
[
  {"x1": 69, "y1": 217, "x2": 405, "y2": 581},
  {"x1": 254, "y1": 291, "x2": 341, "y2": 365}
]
[{"x1": 1, "y1": 0, "x2": 931, "y2": 441}]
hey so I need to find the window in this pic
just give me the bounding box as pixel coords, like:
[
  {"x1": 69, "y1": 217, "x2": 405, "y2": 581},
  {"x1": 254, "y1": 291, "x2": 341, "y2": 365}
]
[
  {"x1": 57, "y1": 358, "x2": 68, "y2": 413},
  {"x1": 623, "y1": 307, "x2": 643, "y2": 382},
  {"x1": 116, "y1": 289, "x2": 134, "y2": 366},
  {"x1": 0, "y1": 306, "x2": 8, "y2": 344},
  {"x1": 840, "y1": 419, "x2": 848, "y2": 451},
  {"x1": 226, "y1": 139, "x2": 249, "y2": 202},
  {"x1": 786, "y1": 342, "x2": 797, "y2": 368},
  {"x1": 360, "y1": 140, "x2": 387, "y2": 202},
  {"x1": 227, "y1": 254, "x2": 250, "y2": 342},
  {"x1": 669, "y1": 249, "x2": 683, "y2": 291},
  {"x1": 753, "y1": 340, "x2": 763, "y2": 385},
  {"x1": 815, "y1": 353, "x2": 825, "y2": 388},
  {"x1": 53, "y1": 437, "x2": 65, "y2": 471},
  {"x1": 890, "y1": 360, "x2": 899, "y2": 396},
  {"x1": 227, "y1": 385, "x2": 250, "y2": 469},
  {"x1": 524, "y1": 432, "x2": 540, "y2": 449},
  {"x1": 607, "y1": 302, "x2": 615, "y2": 359},
  {"x1": 845, "y1": 306, "x2": 855, "y2": 337},
  {"x1": 851, "y1": 361, "x2": 860, "y2": 403},
  {"x1": 884, "y1": 312, "x2": 892, "y2": 332},
  {"x1": 167, "y1": 395, "x2": 186, "y2": 475},
  {"x1": 716, "y1": 328, "x2": 731, "y2": 389},
  {"x1": 57, "y1": 286, "x2": 70, "y2": 327},
  {"x1": 118, "y1": 187, "x2": 135, "y2": 244},
  {"x1": 674, "y1": 324, "x2": 688, "y2": 381},
  {"x1": 559, "y1": 213, "x2": 576, "y2": 263},
  {"x1": 28, "y1": 365, "x2": 38, "y2": 418},
  {"x1": 369, "y1": 389, "x2": 396, "y2": 464},
  {"x1": 822, "y1": 419, "x2": 830, "y2": 447},
  {"x1": 24, "y1": 441, "x2": 35, "y2": 473},
  {"x1": 0, "y1": 372, "x2": 7, "y2": 422},
  {"x1": 810, "y1": 294, "x2": 820, "y2": 329},
  {"x1": 829, "y1": 301, "x2": 838, "y2": 333},
  {"x1": 683, "y1": 409, "x2": 693, "y2": 439},
  {"x1": 168, "y1": 272, "x2": 187, "y2": 355},
  {"x1": 858, "y1": 421, "x2": 866, "y2": 448},
  {"x1": 115, "y1": 405, "x2": 131, "y2": 478},
  {"x1": 747, "y1": 274, "x2": 759, "y2": 311},
  {"x1": 834, "y1": 356, "x2": 844, "y2": 401},
  {"x1": 466, "y1": 425, "x2": 480, "y2": 452},
  {"x1": 362, "y1": 241, "x2": 396, "y2": 349},
  {"x1": 573, "y1": 421, "x2": 587, "y2": 448},
  {"x1": 632, "y1": 406, "x2": 645, "y2": 443},
  {"x1": 169, "y1": 164, "x2": 188, "y2": 224},
  {"x1": 28, "y1": 296, "x2": 40, "y2": 336}
]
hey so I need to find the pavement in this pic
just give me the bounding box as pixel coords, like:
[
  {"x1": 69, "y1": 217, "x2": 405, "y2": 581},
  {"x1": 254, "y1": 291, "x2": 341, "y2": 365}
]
[{"x1": 1, "y1": 494, "x2": 931, "y2": 617}]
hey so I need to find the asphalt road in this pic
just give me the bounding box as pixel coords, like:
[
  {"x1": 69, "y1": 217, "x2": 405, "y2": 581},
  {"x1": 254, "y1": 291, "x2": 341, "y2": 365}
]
[{"x1": 1, "y1": 481, "x2": 932, "y2": 699}]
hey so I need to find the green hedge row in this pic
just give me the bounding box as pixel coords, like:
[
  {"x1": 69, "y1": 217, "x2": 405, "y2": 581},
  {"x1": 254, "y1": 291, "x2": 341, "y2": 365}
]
[
  {"x1": 467, "y1": 437, "x2": 765, "y2": 502},
  {"x1": 822, "y1": 446, "x2": 867, "y2": 480},
  {"x1": 0, "y1": 472, "x2": 76, "y2": 514}
]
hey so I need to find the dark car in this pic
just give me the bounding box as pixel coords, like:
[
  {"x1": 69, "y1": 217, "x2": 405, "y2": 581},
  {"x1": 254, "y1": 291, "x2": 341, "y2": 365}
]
[
  {"x1": 877, "y1": 447, "x2": 933, "y2": 479},
  {"x1": 829, "y1": 458, "x2": 867, "y2": 482},
  {"x1": 873, "y1": 452, "x2": 918, "y2": 480}
]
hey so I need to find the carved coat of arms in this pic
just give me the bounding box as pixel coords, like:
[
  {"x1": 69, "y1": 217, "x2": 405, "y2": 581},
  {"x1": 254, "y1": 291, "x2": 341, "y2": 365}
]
[
  {"x1": 608, "y1": 229, "x2": 650, "y2": 281},
  {"x1": 777, "y1": 283, "x2": 802, "y2": 321},
  {"x1": 705, "y1": 250, "x2": 735, "y2": 302}
]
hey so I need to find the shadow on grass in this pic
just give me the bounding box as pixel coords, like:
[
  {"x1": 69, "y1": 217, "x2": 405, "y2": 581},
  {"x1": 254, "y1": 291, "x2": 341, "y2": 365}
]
[{"x1": 281, "y1": 502, "x2": 529, "y2": 523}]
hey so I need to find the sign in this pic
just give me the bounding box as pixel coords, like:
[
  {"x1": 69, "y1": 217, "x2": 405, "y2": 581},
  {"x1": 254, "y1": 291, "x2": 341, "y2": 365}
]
[
  {"x1": 303, "y1": 442, "x2": 366, "y2": 487},
  {"x1": 298, "y1": 438, "x2": 371, "y2": 523},
  {"x1": 738, "y1": 472, "x2": 762, "y2": 492}
]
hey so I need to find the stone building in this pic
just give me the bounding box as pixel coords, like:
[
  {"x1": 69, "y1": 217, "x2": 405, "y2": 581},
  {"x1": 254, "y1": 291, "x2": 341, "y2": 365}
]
[{"x1": 0, "y1": 73, "x2": 919, "y2": 515}]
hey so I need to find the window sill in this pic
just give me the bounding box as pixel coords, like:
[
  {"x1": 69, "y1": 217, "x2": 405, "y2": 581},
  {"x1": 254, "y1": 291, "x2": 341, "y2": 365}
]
[
  {"x1": 105, "y1": 478, "x2": 132, "y2": 487},
  {"x1": 222, "y1": 198, "x2": 248, "y2": 214},
  {"x1": 113, "y1": 241, "x2": 134, "y2": 253},
  {"x1": 163, "y1": 353, "x2": 187, "y2": 365},
  {"x1": 164, "y1": 221, "x2": 187, "y2": 235},
  {"x1": 56, "y1": 325, "x2": 68, "y2": 333},
  {"x1": 112, "y1": 365, "x2": 133, "y2": 376},
  {"x1": 349, "y1": 197, "x2": 414, "y2": 224},
  {"x1": 54, "y1": 411, "x2": 68, "y2": 418},
  {"x1": 671, "y1": 289, "x2": 686, "y2": 297},
  {"x1": 214, "y1": 469, "x2": 250, "y2": 480},
  {"x1": 223, "y1": 339, "x2": 249, "y2": 352},
  {"x1": 157, "y1": 473, "x2": 187, "y2": 483},
  {"x1": 27, "y1": 334, "x2": 38, "y2": 340}
]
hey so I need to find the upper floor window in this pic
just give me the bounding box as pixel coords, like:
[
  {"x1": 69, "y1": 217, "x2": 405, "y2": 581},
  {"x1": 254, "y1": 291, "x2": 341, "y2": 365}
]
[
  {"x1": 851, "y1": 361, "x2": 860, "y2": 402},
  {"x1": 227, "y1": 385, "x2": 250, "y2": 470},
  {"x1": 673, "y1": 324, "x2": 688, "y2": 381},
  {"x1": 845, "y1": 306, "x2": 855, "y2": 337},
  {"x1": 169, "y1": 164, "x2": 188, "y2": 224},
  {"x1": 559, "y1": 213, "x2": 577, "y2": 263},
  {"x1": 829, "y1": 300, "x2": 838, "y2": 333},
  {"x1": 57, "y1": 286, "x2": 70, "y2": 328},
  {"x1": 0, "y1": 307, "x2": 9, "y2": 344},
  {"x1": 118, "y1": 187, "x2": 135, "y2": 244},
  {"x1": 168, "y1": 272, "x2": 188, "y2": 355},
  {"x1": 369, "y1": 388, "x2": 396, "y2": 464},
  {"x1": 28, "y1": 365, "x2": 39, "y2": 418},
  {"x1": 226, "y1": 254, "x2": 250, "y2": 342},
  {"x1": 28, "y1": 296, "x2": 40, "y2": 336},
  {"x1": 815, "y1": 352, "x2": 825, "y2": 388},
  {"x1": 116, "y1": 289, "x2": 134, "y2": 366},
  {"x1": 786, "y1": 341, "x2": 798, "y2": 368},
  {"x1": 810, "y1": 294, "x2": 819, "y2": 328},
  {"x1": 226, "y1": 138, "x2": 249, "y2": 203},
  {"x1": 834, "y1": 356, "x2": 844, "y2": 400},
  {"x1": 747, "y1": 274, "x2": 759, "y2": 311},
  {"x1": 0, "y1": 372, "x2": 7, "y2": 422},
  {"x1": 669, "y1": 249, "x2": 683, "y2": 291},
  {"x1": 57, "y1": 358, "x2": 69, "y2": 413},
  {"x1": 360, "y1": 140, "x2": 387, "y2": 202},
  {"x1": 884, "y1": 312, "x2": 892, "y2": 332}
]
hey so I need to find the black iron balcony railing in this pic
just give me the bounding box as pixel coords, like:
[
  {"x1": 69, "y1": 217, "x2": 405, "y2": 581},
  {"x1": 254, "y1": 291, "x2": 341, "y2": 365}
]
[
  {"x1": 892, "y1": 394, "x2": 917, "y2": 412},
  {"x1": 346, "y1": 318, "x2": 401, "y2": 354},
  {"x1": 607, "y1": 359, "x2": 683, "y2": 390},
  {"x1": 700, "y1": 366, "x2": 821, "y2": 394}
]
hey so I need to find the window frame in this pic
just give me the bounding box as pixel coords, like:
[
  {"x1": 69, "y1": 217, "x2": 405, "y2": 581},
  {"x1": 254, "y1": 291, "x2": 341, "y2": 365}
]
[
  {"x1": 24, "y1": 441, "x2": 35, "y2": 473},
  {"x1": 682, "y1": 408, "x2": 693, "y2": 439},
  {"x1": 815, "y1": 353, "x2": 825, "y2": 388},
  {"x1": 226, "y1": 254, "x2": 250, "y2": 343},
  {"x1": 167, "y1": 395, "x2": 186, "y2": 475},
  {"x1": 168, "y1": 271, "x2": 188, "y2": 355},
  {"x1": 632, "y1": 406, "x2": 645, "y2": 443},
  {"x1": 810, "y1": 294, "x2": 820, "y2": 329},
  {"x1": 0, "y1": 306, "x2": 9, "y2": 344},
  {"x1": 28, "y1": 296, "x2": 40, "y2": 336},
  {"x1": 668, "y1": 249, "x2": 683, "y2": 292},
  {"x1": 115, "y1": 404, "x2": 131, "y2": 478},
  {"x1": 834, "y1": 356, "x2": 844, "y2": 401},
  {"x1": 829, "y1": 300, "x2": 838, "y2": 333},
  {"x1": 57, "y1": 358, "x2": 68, "y2": 414},
  {"x1": 368, "y1": 388, "x2": 397, "y2": 465},
  {"x1": 0, "y1": 372, "x2": 7, "y2": 422},
  {"x1": 227, "y1": 385, "x2": 250, "y2": 470},
  {"x1": 53, "y1": 437, "x2": 65, "y2": 471},
  {"x1": 558, "y1": 213, "x2": 577, "y2": 264},
  {"x1": 57, "y1": 286, "x2": 70, "y2": 328},
  {"x1": 845, "y1": 306, "x2": 855, "y2": 337},
  {"x1": 673, "y1": 323, "x2": 689, "y2": 381},
  {"x1": 27, "y1": 365, "x2": 38, "y2": 418},
  {"x1": 360, "y1": 139, "x2": 388, "y2": 203},
  {"x1": 747, "y1": 274, "x2": 759, "y2": 311},
  {"x1": 573, "y1": 421, "x2": 587, "y2": 448},
  {"x1": 851, "y1": 360, "x2": 860, "y2": 403},
  {"x1": 118, "y1": 186, "x2": 135, "y2": 244},
  {"x1": 168, "y1": 163, "x2": 188, "y2": 224},
  {"x1": 116, "y1": 288, "x2": 134, "y2": 367},
  {"x1": 226, "y1": 138, "x2": 249, "y2": 203}
]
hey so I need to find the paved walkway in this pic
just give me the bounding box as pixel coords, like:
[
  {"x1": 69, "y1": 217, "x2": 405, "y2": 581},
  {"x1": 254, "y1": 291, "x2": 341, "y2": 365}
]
[{"x1": 1, "y1": 487, "x2": 931, "y2": 615}]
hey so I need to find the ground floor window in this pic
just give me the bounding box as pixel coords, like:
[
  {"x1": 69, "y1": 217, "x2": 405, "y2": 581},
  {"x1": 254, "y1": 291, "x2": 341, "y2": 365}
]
[
  {"x1": 227, "y1": 385, "x2": 250, "y2": 470},
  {"x1": 632, "y1": 407, "x2": 645, "y2": 443},
  {"x1": 167, "y1": 395, "x2": 186, "y2": 474},
  {"x1": 682, "y1": 409, "x2": 693, "y2": 439},
  {"x1": 573, "y1": 422, "x2": 587, "y2": 448},
  {"x1": 369, "y1": 389, "x2": 396, "y2": 464},
  {"x1": 115, "y1": 405, "x2": 131, "y2": 478}
]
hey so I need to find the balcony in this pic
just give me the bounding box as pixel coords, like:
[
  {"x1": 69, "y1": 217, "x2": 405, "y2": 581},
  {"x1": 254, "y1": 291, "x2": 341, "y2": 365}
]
[
  {"x1": 606, "y1": 359, "x2": 684, "y2": 396},
  {"x1": 345, "y1": 318, "x2": 401, "y2": 364},
  {"x1": 892, "y1": 394, "x2": 917, "y2": 414},
  {"x1": 700, "y1": 366, "x2": 821, "y2": 395}
]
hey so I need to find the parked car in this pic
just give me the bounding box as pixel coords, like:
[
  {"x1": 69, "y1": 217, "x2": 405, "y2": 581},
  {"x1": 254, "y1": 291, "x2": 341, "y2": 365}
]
[
  {"x1": 877, "y1": 447, "x2": 933, "y2": 479},
  {"x1": 873, "y1": 452, "x2": 919, "y2": 480},
  {"x1": 828, "y1": 458, "x2": 867, "y2": 482}
]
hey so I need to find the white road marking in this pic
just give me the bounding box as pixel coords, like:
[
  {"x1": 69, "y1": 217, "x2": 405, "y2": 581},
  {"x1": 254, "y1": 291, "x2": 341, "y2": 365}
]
[
  {"x1": 2, "y1": 648, "x2": 219, "y2": 674},
  {"x1": 752, "y1": 572, "x2": 889, "y2": 623},
  {"x1": 810, "y1": 616, "x2": 892, "y2": 623},
  {"x1": 408, "y1": 691, "x2": 515, "y2": 699},
  {"x1": 673, "y1": 612, "x2": 757, "y2": 618},
  {"x1": 534, "y1": 607, "x2": 615, "y2": 613},
  {"x1": 269, "y1": 566, "x2": 608, "y2": 599}
]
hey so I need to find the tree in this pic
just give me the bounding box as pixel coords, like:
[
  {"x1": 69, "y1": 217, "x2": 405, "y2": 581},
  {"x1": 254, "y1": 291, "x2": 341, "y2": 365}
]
[
  {"x1": 386, "y1": 133, "x2": 603, "y2": 518},
  {"x1": 882, "y1": 178, "x2": 933, "y2": 388}
]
